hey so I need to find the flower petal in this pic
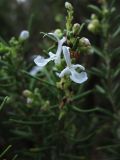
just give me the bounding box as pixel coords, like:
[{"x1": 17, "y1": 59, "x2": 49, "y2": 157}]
[
  {"x1": 62, "y1": 46, "x2": 71, "y2": 67},
  {"x1": 70, "y1": 70, "x2": 88, "y2": 84},
  {"x1": 29, "y1": 66, "x2": 43, "y2": 76},
  {"x1": 55, "y1": 37, "x2": 66, "y2": 64},
  {"x1": 34, "y1": 56, "x2": 50, "y2": 67},
  {"x1": 72, "y1": 64, "x2": 85, "y2": 70},
  {"x1": 60, "y1": 37, "x2": 66, "y2": 44},
  {"x1": 44, "y1": 32, "x2": 66, "y2": 65},
  {"x1": 48, "y1": 52, "x2": 56, "y2": 60},
  {"x1": 34, "y1": 52, "x2": 56, "y2": 67},
  {"x1": 55, "y1": 45, "x2": 62, "y2": 64},
  {"x1": 58, "y1": 67, "x2": 70, "y2": 78}
]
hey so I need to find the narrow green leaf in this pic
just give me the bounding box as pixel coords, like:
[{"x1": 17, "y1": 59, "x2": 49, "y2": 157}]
[
  {"x1": 112, "y1": 83, "x2": 120, "y2": 94},
  {"x1": 9, "y1": 119, "x2": 50, "y2": 125},
  {"x1": 113, "y1": 67, "x2": 120, "y2": 78},
  {"x1": 112, "y1": 46, "x2": 120, "y2": 58},
  {"x1": 95, "y1": 85, "x2": 106, "y2": 94},
  {"x1": 70, "y1": 132, "x2": 94, "y2": 142},
  {"x1": 114, "y1": 14, "x2": 120, "y2": 21},
  {"x1": 72, "y1": 90, "x2": 92, "y2": 101},
  {"x1": 0, "y1": 145, "x2": 12, "y2": 158},
  {"x1": 88, "y1": 5, "x2": 102, "y2": 15},
  {"x1": 0, "y1": 96, "x2": 9, "y2": 111},
  {"x1": 43, "y1": 68, "x2": 55, "y2": 85},
  {"x1": 58, "y1": 110, "x2": 66, "y2": 120},
  {"x1": 90, "y1": 67, "x2": 103, "y2": 77},
  {"x1": 22, "y1": 70, "x2": 56, "y2": 87},
  {"x1": 0, "y1": 83, "x2": 15, "y2": 87},
  {"x1": 60, "y1": 153, "x2": 85, "y2": 159},
  {"x1": 29, "y1": 146, "x2": 55, "y2": 152},
  {"x1": 112, "y1": 24, "x2": 120, "y2": 38},
  {"x1": 40, "y1": 32, "x2": 57, "y2": 42},
  {"x1": 47, "y1": 44, "x2": 56, "y2": 52},
  {"x1": 79, "y1": 23, "x2": 85, "y2": 33},
  {"x1": 97, "y1": 144, "x2": 120, "y2": 150},
  {"x1": 96, "y1": 107, "x2": 119, "y2": 120},
  {"x1": 72, "y1": 106, "x2": 99, "y2": 113},
  {"x1": 92, "y1": 46, "x2": 105, "y2": 59},
  {"x1": 28, "y1": 13, "x2": 35, "y2": 34},
  {"x1": 11, "y1": 130, "x2": 32, "y2": 138},
  {"x1": 12, "y1": 155, "x2": 18, "y2": 160}
]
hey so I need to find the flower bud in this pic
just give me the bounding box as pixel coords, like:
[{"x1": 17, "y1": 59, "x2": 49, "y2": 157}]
[
  {"x1": 54, "y1": 29, "x2": 63, "y2": 38},
  {"x1": 79, "y1": 37, "x2": 91, "y2": 47},
  {"x1": 23, "y1": 89, "x2": 32, "y2": 97},
  {"x1": 88, "y1": 19, "x2": 100, "y2": 34},
  {"x1": 103, "y1": 8, "x2": 109, "y2": 16},
  {"x1": 88, "y1": 23, "x2": 94, "y2": 33},
  {"x1": 91, "y1": 14, "x2": 97, "y2": 20},
  {"x1": 19, "y1": 30, "x2": 29, "y2": 40},
  {"x1": 65, "y1": 2, "x2": 73, "y2": 10},
  {"x1": 79, "y1": 37, "x2": 91, "y2": 53},
  {"x1": 72, "y1": 23, "x2": 80, "y2": 35}
]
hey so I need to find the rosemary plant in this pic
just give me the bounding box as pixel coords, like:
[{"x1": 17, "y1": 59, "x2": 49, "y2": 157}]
[{"x1": 0, "y1": 0, "x2": 120, "y2": 159}]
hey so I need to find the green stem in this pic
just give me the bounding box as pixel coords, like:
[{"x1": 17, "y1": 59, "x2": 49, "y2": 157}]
[{"x1": 101, "y1": 2, "x2": 116, "y2": 112}]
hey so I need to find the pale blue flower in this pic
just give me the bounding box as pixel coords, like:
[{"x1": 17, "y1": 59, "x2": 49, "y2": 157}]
[
  {"x1": 58, "y1": 46, "x2": 88, "y2": 84},
  {"x1": 19, "y1": 30, "x2": 29, "y2": 40},
  {"x1": 29, "y1": 66, "x2": 43, "y2": 76},
  {"x1": 34, "y1": 33, "x2": 66, "y2": 67}
]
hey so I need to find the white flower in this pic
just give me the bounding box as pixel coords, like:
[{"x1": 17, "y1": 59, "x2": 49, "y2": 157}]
[
  {"x1": 27, "y1": 97, "x2": 33, "y2": 104},
  {"x1": 34, "y1": 33, "x2": 66, "y2": 67},
  {"x1": 29, "y1": 66, "x2": 43, "y2": 76},
  {"x1": 19, "y1": 30, "x2": 29, "y2": 40},
  {"x1": 58, "y1": 46, "x2": 88, "y2": 84},
  {"x1": 17, "y1": 0, "x2": 26, "y2": 3}
]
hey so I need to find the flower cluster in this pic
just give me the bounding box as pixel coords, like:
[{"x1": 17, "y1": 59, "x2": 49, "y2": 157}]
[{"x1": 34, "y1": 32, "x2": 88, "y2": 84}]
